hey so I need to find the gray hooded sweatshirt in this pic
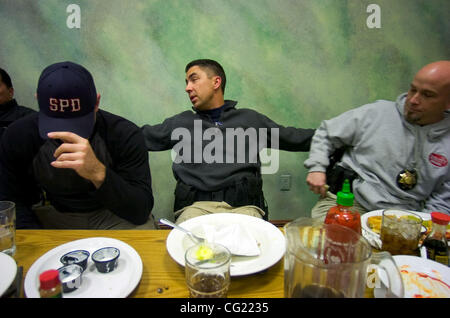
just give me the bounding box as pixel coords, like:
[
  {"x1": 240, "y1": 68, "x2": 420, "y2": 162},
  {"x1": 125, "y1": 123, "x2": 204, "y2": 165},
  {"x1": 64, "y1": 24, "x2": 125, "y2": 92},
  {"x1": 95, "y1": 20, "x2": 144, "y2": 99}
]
[{"x1": 304, "y1": 93, "x2": 450, "y2": 214}]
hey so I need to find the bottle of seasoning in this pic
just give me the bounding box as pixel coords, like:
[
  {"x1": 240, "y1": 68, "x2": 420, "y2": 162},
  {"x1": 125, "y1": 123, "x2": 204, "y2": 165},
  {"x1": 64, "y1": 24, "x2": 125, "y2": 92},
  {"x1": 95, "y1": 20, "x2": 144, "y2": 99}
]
[
  {"x1": 324, "y1": 179, "x2": 361, "y2": 234},
  {"x1": 422, "y1": 212, "x2": 450, "y2": 266},
  {"x1": 39, "y1": 269, "x2": 63, "y2": 298}
]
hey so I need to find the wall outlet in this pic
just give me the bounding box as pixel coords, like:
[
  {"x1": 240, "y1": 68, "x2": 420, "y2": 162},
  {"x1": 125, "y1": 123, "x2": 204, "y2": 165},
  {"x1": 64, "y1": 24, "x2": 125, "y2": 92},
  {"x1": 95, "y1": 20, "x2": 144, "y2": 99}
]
[{"x1": 280, "y1": 174, "x2": 291, "y2": 191}]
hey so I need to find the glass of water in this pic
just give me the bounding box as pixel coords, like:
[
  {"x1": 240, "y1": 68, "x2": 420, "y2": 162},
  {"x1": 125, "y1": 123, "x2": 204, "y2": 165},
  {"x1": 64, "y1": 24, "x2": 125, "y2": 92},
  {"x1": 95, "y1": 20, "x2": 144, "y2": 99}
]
[{"x1": 0, "y1": 201, "x2": 16, "y2": 256}]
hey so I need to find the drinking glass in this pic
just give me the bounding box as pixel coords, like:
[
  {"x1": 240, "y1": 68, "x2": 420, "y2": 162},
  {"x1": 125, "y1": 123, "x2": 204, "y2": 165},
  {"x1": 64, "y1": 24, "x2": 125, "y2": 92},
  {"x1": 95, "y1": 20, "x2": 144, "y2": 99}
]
[
  {"x1": 380, "y1": 209, "x2": 422, "y2": 255},
  {"x1": 185, "y1": 242, "x2": 231, "y2": 298},
  {"x1": 0, "y1": 201, "x2": 16, "y2": 256}
]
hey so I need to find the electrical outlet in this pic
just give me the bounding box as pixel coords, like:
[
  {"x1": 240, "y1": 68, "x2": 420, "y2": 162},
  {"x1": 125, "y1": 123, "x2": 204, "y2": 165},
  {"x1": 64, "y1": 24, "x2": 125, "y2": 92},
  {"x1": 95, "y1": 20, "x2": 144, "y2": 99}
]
[{"x1": 280, "y1": 174, "x2": 291, "y2": 191}]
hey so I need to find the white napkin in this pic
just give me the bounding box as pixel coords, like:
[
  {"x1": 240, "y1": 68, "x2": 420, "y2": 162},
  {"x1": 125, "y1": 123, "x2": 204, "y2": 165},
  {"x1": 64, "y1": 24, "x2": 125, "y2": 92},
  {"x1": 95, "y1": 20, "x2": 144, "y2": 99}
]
[
  {"x1": 202, "y1": 223, "x2": 260, "y2": 256},
  {"x1": 362, "y1": 228, "x2": 382, "y2": 249}
]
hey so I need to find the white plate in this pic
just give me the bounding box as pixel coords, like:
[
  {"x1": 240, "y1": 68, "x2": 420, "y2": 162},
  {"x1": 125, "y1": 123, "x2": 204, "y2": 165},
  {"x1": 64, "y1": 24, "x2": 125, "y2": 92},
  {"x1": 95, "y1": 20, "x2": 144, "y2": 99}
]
[
  {"x1": 361, "y1": 209, "x2": 431, "y2": 250},
  {"x1": 24, "y1": 237, "x2": 142, "y2": 298},
  {"x1": 166, "y1": 213, "x2": 285, "y2": 276},
  {"x1": 0, "y1": 252, "x2": 17, "y2": 297},
  {"x1": 375, "y1": 255, "x2": 450, "y2": 298}
]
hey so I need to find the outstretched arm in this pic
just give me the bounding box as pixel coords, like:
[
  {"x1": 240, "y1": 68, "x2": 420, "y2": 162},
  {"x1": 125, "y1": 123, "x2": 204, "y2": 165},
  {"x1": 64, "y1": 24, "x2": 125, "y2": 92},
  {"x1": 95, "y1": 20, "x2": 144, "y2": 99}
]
[
  {"x1": 254, "y1": 111, "x2": 315, "y2": 151},
  {"x1": 141, "y1": 116, "x2": 178, "y2": 151}
]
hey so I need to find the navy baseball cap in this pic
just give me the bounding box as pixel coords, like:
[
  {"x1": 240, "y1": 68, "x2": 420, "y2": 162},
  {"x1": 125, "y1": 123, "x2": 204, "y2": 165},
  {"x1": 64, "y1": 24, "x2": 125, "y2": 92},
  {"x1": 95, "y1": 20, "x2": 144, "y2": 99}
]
[{"x1": 37, "y1": 61, "x2": 97, "y2": 139}]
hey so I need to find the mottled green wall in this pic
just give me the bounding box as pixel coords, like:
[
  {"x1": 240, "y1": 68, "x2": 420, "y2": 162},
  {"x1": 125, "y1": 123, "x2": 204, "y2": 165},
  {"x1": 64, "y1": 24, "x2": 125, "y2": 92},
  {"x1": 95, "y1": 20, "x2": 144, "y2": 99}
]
[{"x1": 1, "y1": 0, "x2": 449, "y2": 221}]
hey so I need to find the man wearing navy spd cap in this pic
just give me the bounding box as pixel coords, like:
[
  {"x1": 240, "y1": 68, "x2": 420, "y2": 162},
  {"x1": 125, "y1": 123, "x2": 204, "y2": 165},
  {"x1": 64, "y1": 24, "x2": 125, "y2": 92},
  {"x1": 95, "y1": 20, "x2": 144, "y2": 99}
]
[{"x1": 0, "y1": 61, "x2": 155, "y2": 229}]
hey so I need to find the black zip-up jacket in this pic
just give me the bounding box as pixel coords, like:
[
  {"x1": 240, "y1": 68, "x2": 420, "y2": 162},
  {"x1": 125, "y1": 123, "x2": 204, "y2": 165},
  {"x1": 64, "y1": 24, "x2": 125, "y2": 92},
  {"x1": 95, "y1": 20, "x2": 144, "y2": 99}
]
[
  {"x1": 141, "y1": 100, "x2": 314, "y2": 192},
  {"x1": 0, "y1": 110, "x2": 154, "y2": 228}
]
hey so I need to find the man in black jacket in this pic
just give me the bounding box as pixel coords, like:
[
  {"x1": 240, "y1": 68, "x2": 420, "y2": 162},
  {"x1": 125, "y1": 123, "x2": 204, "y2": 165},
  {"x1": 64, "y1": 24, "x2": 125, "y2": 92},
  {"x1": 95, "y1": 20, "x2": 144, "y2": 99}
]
[
  {"x1": 0, "y1": 67, "x2": 35, "y2": 136},
  {"x1": 0, "y1": 61, "x2": 154, "y2": 229},
  {"x1": 142, "y1": 59, "x2": 314, "y2": 223}
]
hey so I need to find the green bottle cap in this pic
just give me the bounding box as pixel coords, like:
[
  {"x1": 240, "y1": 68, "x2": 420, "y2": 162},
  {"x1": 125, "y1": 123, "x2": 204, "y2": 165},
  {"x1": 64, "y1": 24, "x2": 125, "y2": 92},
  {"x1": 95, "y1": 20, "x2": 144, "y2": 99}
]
[{"x1": 336, "y1": 179, "x2": 354, "y2": 206}]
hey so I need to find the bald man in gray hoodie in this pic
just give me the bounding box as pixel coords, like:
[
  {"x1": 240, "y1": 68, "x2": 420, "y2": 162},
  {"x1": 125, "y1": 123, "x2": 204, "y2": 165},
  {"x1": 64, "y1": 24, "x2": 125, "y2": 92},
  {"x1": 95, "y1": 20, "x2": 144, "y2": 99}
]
[{"x1": 305, "y1": 61, "x2": 450, "y2": 219}]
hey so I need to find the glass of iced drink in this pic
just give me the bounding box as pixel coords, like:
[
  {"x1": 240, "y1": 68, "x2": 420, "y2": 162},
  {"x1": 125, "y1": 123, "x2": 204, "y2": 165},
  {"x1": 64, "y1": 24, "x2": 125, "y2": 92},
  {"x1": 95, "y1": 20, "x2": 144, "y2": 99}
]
[
  {"x1": 185, "y1": 242, "x2": 231, "y2": 298},
  {"x1": 380, "y1": 209, "x2": 422, "y2": 255}
]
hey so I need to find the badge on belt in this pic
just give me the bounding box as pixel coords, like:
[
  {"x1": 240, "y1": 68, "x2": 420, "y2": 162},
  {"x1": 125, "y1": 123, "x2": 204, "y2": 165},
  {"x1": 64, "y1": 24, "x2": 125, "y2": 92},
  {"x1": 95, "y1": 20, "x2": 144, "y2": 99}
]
[{"x1": 396, "y1": 169, "x2": 418, "y2": 190}]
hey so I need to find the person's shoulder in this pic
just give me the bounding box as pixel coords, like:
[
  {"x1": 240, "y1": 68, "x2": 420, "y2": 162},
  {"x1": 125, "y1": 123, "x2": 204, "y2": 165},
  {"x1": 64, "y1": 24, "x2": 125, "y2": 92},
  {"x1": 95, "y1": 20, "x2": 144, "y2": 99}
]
[
  {"x1": 7, "y1": 111, "x2": 39, "y2": 132},
  {"x1": 175, "y1": 109, "x2": 196, "y2": 118},
  {"x1": 1, "y1": 112, "x2": 40, "y2": 150},
  {"x1": 16, "y1": 105, "x2": 37, "y2": 117},
  {"x1": 360, "y1": 98, "x2": 395, "y2": 110},
  {"x1": 164, "y1": 109, "x2": 198, "y2": 125},
  {"x1": 235, "y1": 107, "x2": 258, "y2": 114},
  {"x1": 231, "y1": 107, "x2": 273, "y2": 123},
  {"x1": 226, "y1": 104, "x2": 261, "y2": 116},
  {"x1": 96, "y1": 110, "x2": 146, "y2": 151},
  {"x1": 98, "y1": 109, "x2": 139, "y2": 131},
  {"x1": 343, "y1": 99, "x2": 396, "y2": 117}
]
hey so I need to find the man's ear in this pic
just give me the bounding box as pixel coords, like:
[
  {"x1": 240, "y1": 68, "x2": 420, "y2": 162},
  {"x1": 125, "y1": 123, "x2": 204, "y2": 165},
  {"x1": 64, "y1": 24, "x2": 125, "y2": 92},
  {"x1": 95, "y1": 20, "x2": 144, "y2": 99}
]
[
  {"x1": 213, "y1": 76, "x2": 222, "y2": 90},
  {"x1": 95, "y1": 94, "x2": 101, "y2": 112},
  {"x1": 8, "y1": 87, "x2": 14, "y2": 99}
]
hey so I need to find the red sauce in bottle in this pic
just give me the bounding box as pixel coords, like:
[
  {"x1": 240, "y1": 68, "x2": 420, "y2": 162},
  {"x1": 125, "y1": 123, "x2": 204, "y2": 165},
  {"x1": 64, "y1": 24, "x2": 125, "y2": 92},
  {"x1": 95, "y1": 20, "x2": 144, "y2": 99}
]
[
  {"x1": 325, "y1": 204, "x2": 361, "y2": 234},
  {"x1": 324, "y1": 179, "x2": 361, "y2": 234}
]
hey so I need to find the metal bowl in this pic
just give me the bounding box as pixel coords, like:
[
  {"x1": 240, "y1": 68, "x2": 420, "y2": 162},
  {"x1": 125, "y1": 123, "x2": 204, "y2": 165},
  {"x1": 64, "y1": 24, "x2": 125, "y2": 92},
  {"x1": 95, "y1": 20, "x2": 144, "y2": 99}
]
[
  {"x1": 60, "y1": 250, "x2": 90, "y2": 272},
  {"x1": 92, "y1": 247, "x2": 120, "y2": 273},
  {"x1": 58, "y1": 264, "x2": 83, "y2": 293}
]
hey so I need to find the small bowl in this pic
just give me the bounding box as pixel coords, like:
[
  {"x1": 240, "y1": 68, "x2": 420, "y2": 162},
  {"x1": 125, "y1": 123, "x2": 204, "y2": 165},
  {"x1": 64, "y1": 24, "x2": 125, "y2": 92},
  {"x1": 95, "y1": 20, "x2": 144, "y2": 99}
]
[
  {"x1": 92, "y1": 247, "x2": 120, "y2": 273},
  {"x1": 60, "y1": 250, "x2": 90, "y2": 272},
  {"x1": 58, "y1": 264, "x2": 83, "y2": 293}
]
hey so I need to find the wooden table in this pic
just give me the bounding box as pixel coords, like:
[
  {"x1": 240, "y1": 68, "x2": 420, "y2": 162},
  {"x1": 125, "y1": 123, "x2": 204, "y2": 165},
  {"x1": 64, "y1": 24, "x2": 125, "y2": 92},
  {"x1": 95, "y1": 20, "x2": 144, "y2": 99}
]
[
  {"x1": 14, "y1": 229, "x2": 377, "y2": 298},
  {"x1": 14, "y1": 229, "x2": 285, "y2": 298}
]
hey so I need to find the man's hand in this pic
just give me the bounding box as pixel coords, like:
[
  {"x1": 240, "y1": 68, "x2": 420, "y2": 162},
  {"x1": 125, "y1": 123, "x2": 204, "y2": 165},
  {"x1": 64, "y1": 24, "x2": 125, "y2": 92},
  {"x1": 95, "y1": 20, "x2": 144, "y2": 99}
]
[
  {"x1": 306, "y1": 171, "x2": 328, "y2": 198},
  {"x1": 48, "y1": 131, "x2": 106, "y2": 189}
]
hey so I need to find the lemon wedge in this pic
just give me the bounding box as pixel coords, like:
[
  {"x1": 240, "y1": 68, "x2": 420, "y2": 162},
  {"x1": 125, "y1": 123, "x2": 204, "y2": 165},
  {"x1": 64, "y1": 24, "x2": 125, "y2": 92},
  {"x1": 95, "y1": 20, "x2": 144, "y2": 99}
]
[{"x1": 195, "y1": 245, "x2": 214, "y2": 261}]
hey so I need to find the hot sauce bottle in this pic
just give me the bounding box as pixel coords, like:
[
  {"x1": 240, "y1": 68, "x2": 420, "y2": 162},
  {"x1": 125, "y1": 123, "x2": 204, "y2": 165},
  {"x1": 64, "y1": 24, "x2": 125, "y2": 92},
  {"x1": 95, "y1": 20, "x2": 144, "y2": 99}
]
[
  {"x1": 324, "y1": 179, "x2": 361, "y2": 234},
  {"x1": 422, "y1": 212, "x2": 450, "y2": 266},
  {"x1": 39, "y1": 269, "x2": 63, "y2": 298}
]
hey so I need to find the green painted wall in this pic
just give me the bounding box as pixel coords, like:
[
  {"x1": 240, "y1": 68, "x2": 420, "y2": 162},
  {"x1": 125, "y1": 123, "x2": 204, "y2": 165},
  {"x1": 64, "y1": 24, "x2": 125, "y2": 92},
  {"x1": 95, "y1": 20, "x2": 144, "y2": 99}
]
[{"x1": 1, "y1": 0, "x2": 449, "y2": 221}]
